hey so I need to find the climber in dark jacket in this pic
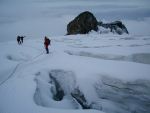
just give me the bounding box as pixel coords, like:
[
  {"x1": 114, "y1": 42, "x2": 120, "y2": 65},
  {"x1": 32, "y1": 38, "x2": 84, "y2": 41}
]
[
  {"x1": 20, "y1": 36, "x2": 25, "y2": 44},
  {"x1": 44, "y1": 36, "x2": 51, "y2": 54},
  {"x1": 17, "y1": 36, "x2": 21, "y2": 45}
]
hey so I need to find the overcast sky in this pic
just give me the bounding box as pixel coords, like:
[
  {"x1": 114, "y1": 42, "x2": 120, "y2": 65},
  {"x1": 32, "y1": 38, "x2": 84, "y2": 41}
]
[{"x1": 0, "y1": 0, "x2": 150, "y2": 42}]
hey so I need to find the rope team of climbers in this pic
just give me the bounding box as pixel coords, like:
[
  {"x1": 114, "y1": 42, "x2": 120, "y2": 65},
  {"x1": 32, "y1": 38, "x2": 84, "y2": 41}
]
[{"x1": 17, "y1": 36, "x2": 51, "y2": 54}]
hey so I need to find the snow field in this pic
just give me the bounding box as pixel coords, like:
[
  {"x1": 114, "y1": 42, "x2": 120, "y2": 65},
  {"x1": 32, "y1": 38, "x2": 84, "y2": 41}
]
[
  {"x1": 0, "y1": 0, "x2": 150, "y2": 113},
  {"x1": 0, "y1": 34, "x2": 150, "y2": 113}
]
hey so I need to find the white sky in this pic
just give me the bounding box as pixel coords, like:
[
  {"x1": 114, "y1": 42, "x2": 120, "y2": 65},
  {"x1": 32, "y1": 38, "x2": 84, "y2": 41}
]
[{"x1": 0, "y1": 0, "x2": 150, "y2": 42}]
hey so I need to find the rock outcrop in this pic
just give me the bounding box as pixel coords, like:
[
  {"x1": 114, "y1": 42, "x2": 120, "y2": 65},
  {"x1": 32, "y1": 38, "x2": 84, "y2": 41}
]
[
  {"x1": 98, "y1": 21, "x2": 129, "y2": 35},
  {"x1": 67, "y1": 11, "x2": 98, "y2": 35},
  {"x1": 67, "y1": 11, "x2": 129, "y2": 35}
]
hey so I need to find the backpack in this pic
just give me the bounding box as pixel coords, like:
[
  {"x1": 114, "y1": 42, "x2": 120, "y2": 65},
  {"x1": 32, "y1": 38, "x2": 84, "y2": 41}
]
[{"x1": 47, "y1": 38, "x2": 50, "y2": 45}]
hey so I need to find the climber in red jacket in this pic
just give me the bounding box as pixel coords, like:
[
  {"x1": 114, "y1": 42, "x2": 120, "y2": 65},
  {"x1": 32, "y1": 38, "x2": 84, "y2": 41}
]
[{"x1": 44, "y1": 36, "x2": 51, "y2": 54}]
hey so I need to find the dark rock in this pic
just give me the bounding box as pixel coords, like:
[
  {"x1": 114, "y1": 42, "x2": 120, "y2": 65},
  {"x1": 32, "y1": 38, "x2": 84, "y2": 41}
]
[
  {"x1": 67, "y1": 11, "x2": 129, "y2": 35},
  {"x1": 99, "y1": 21, "x2": 129, "y2": 35},
  {"x1": 67, "y1": 11, "x2": 98, "y2": 35}
]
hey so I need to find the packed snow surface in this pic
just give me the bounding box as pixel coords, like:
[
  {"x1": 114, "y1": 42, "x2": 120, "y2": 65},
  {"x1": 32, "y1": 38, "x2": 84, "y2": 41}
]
[
  {"x1": 0, "y1": 33, "x2": 150, "y2": 113},
  {"x1": 0, "y1": 0, "x2": 150, "y2": 113}
]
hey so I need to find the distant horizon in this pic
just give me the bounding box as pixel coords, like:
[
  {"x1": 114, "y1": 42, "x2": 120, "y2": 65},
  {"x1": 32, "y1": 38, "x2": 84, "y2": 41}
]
[{"x1": 0, "y1": 0, "x2": 150, "y2": 42}]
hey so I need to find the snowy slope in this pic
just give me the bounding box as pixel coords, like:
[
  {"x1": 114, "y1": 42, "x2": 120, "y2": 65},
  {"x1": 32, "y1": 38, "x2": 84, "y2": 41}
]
[
  {"x1": 0, "y1": 33, "x2": 150, "y2": 113},
  {"x1": 0, "y1": 0, "x2": 150, "y2": 113}
]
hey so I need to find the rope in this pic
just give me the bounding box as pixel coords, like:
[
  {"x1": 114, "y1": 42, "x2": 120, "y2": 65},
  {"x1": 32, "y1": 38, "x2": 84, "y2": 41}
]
[
  {"x1": 0, "y1": 52, "x2": 45, "y2": 87},
  {"x1": 0, "y1": 63, "x2": 21, "y2": 86}
]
